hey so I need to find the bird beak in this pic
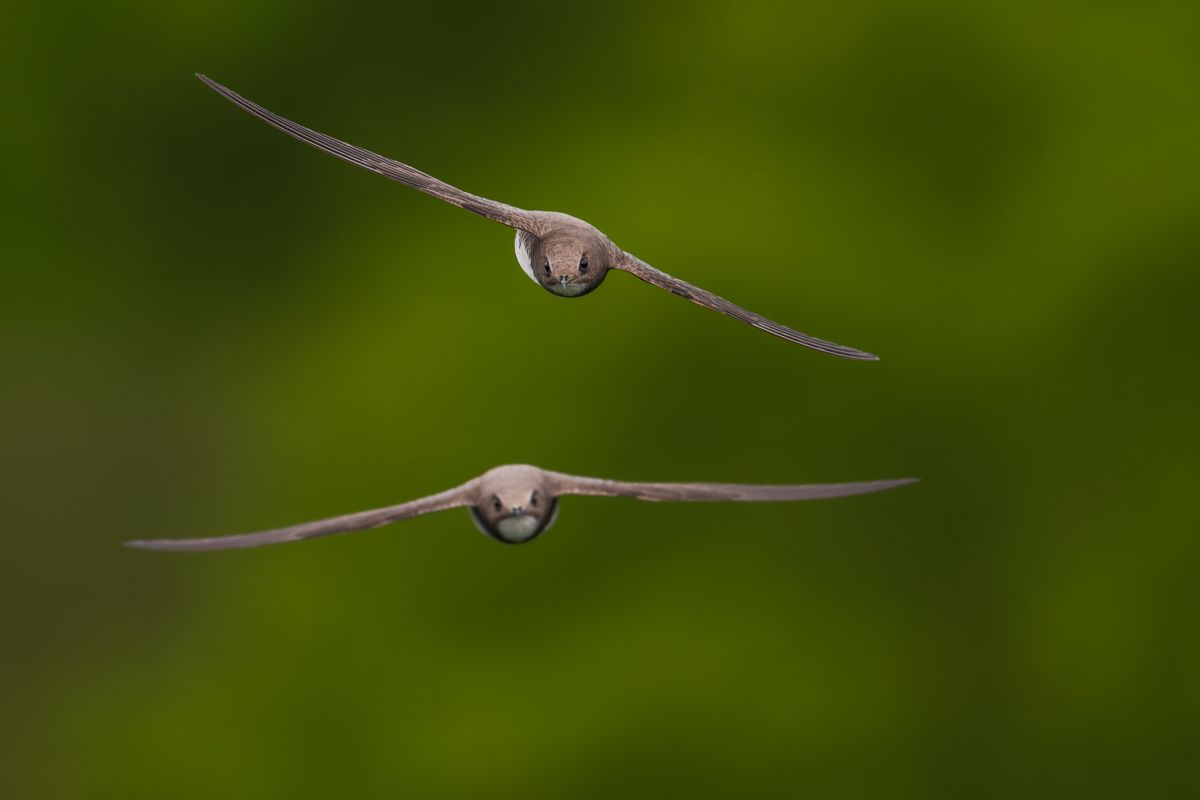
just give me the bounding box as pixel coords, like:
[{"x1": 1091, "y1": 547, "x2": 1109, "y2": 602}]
[
  {"x1": 511, "y1": 507, "x2": 525, "y2": 516},
  {"x1": 559, "y1": 275, "x2": 570, "y2": 288}
]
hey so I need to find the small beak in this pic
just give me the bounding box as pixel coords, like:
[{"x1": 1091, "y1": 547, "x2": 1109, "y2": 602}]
[
  {"x1": 511, "y1": 507, "x2": 525, "y2": 516},
  {"x1": 559, "y1": 275, "x2": 570, "y2": 288}
]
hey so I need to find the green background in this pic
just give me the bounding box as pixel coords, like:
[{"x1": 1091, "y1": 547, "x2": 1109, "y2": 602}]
[{"x1": 3, "y1": 1, "x2": 1199, "y2": 797}]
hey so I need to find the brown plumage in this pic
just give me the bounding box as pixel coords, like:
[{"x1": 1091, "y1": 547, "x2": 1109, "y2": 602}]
[
  {"x1": 197, "y1": 75, "x2": 879, "y2": 360},
  {"x1": 125, "y1": 464, "x2": 917, "y2": 549}
]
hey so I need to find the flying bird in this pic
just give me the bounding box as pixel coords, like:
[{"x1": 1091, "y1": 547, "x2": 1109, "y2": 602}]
[
  {"x1": 125, "y1": 464, "x2": 916, "y2": 550},
  {"x1": 197, "y1": 75, "x2": 878, "y2": 360}
]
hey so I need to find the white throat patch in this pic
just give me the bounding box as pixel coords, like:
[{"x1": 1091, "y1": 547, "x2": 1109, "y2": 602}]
[{"x1": 497, "y1": 514, "x2": 542, "y2": 542}]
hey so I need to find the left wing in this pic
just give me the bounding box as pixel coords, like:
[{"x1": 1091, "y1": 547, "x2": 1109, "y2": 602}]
[
  {"x1": 616, "y1": 252, "x2": 878, "y2": 360},
  {"x1": 548, "y1": 471, "x2": 916, "y2": 502}
]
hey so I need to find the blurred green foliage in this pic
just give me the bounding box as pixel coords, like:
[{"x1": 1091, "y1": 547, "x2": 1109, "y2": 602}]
[{"x1": 2, "y1": 1, "x2": 1199, "y2": 797}]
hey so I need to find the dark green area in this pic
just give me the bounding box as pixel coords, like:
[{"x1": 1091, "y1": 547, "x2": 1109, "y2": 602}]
[{"x1": 3, "y1": 1, "x2": 1199, "y2": 797}]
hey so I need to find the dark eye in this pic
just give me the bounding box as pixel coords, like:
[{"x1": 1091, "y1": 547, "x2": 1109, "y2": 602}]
[
  {"x1": 492, "y1": 497, "x2": 502, "y2": 512},
  {"x1": 543, "y1": 259, "x2": 551, "y2": 275},
  {"x1": 530, "y1": 492, "x2": 539, "y2": 507},
  {"x1": 579, "y1": 255, "x2": 589, "y2": 273}
]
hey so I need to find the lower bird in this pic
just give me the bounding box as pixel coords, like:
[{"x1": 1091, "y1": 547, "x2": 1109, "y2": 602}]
[
  {"x1": 197, "y1": 75, "x2": 878, "y2": 360},
  {"x1": 125, "y1": 464, "x2": 916, "y2": 550}
]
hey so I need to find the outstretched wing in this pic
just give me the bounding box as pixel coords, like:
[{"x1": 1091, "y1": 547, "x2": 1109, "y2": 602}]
[
  {"x1": 616, "y1": 253, "x2": 878, "y2": 360},
  {"x1": 197, "y1": 74, "x2": 540, "y2": 232},
  {"x1": 550, "y1": 471, "x2": 915, "y2": 502},
  {"x1": 126, "y1": 483, "x2": 475, "y2": 552}
]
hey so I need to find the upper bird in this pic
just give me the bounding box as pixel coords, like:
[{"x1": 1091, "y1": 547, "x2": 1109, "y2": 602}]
[
  {"x1": 196, "y1": 75, "x2": 878, "y2": 360},
  {"x1": 126, "y1": 463, "x2": 916, "y2": 550}
]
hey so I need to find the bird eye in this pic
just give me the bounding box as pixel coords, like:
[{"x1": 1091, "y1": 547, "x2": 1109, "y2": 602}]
[
  {"x1": 492, "y1": 497, "x2": 502, "y2": 512},
  {"x1": 530, "y1": 492, "x2": 539, "y2": 507},
  {"x1": 579, "y1": 255, "x2": 589, "y2": 273},
  {"x1": 543, "y1": 259, "x2": 551, "y2": 275}
]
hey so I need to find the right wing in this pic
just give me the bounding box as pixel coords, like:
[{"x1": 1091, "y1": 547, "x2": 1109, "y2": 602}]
[
  {"x1": 198, "y1": 74, "x2": 541, "y2": 232},
  {"x1": 126, "y1": 483, "x2": 475, "y2": 552}
]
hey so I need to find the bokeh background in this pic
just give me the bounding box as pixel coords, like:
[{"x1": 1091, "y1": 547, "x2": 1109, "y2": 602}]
[{"x1": 3, "y1": 1, "x2": 1199, "y2": 797}]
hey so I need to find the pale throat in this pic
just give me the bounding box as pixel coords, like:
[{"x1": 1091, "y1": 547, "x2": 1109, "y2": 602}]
[{"x1": 497, "y1": 514, "x2": 542, "y2": 541}]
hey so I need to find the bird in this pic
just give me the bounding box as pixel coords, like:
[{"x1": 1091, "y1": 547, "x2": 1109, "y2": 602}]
[
  {"x1": 196, "y1": 75, "x2": 878, "y2": 360},
  {"x1": 125, "y1": 464, "x2": 917, "y2": 550}
]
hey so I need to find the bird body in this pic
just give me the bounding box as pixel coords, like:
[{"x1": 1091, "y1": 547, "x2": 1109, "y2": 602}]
[
  {"x1": 196, "y1": 75, "x2": 878, "y2": 359},
  {"x1": 515, "y1": 217, "x2": 617, "y2": 297},
  {"x1": 126, "y1": 463, "x2": 916, "y2": 550}
]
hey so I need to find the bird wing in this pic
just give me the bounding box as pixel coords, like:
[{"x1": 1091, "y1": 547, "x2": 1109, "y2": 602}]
[
  {"x1": 548, "y1": 471, "x2": 916, "y2": 502},
  {"x1": 125, "y1": 482, "x2": 476, "y2": 552},
  {"x1": 197, "y1": 75, "x2": 540, "y2": 232},
  {"x1": 615, "y1": 252, "x2": 878, "y2": 360}
]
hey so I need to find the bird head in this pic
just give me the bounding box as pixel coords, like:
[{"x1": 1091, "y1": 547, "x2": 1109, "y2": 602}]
[
  {"x1": 468, "y1": 466, "x2": 560, "y2": 543},
  {"x1": 534, "y1": 237, "x2": 608, "y2": 298}
]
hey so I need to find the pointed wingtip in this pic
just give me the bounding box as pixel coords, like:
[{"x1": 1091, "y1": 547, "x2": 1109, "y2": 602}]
[
  {"x1": 195, "y1": 73, "x2": 223, "y2": 92},
  {"x1": 817, "y1": 344, "x2": 878, "y2": 361},
  {"x1": 825, "y1": 341, "x2": 879, "y2": 361},
  {"x1": 858, "y1": 477, "x2": 918, "y2": 497},
  {"x1": 124, "y1": 538, "x2": 180, "y2": 551}
]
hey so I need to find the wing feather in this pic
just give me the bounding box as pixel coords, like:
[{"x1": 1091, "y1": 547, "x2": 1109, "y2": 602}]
[
  {"x1": 550, "y1": 472, "x2": 915, "y2": 502},
  {"x1": 197, "y1": 75, "x2": 538, "y2": 231},
  {"x1": 617, "y1": 253, "x2": 878, "y2": 360},
  {"x1": 126, "y1": 483, "x2": 474, "y2": 552}
]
